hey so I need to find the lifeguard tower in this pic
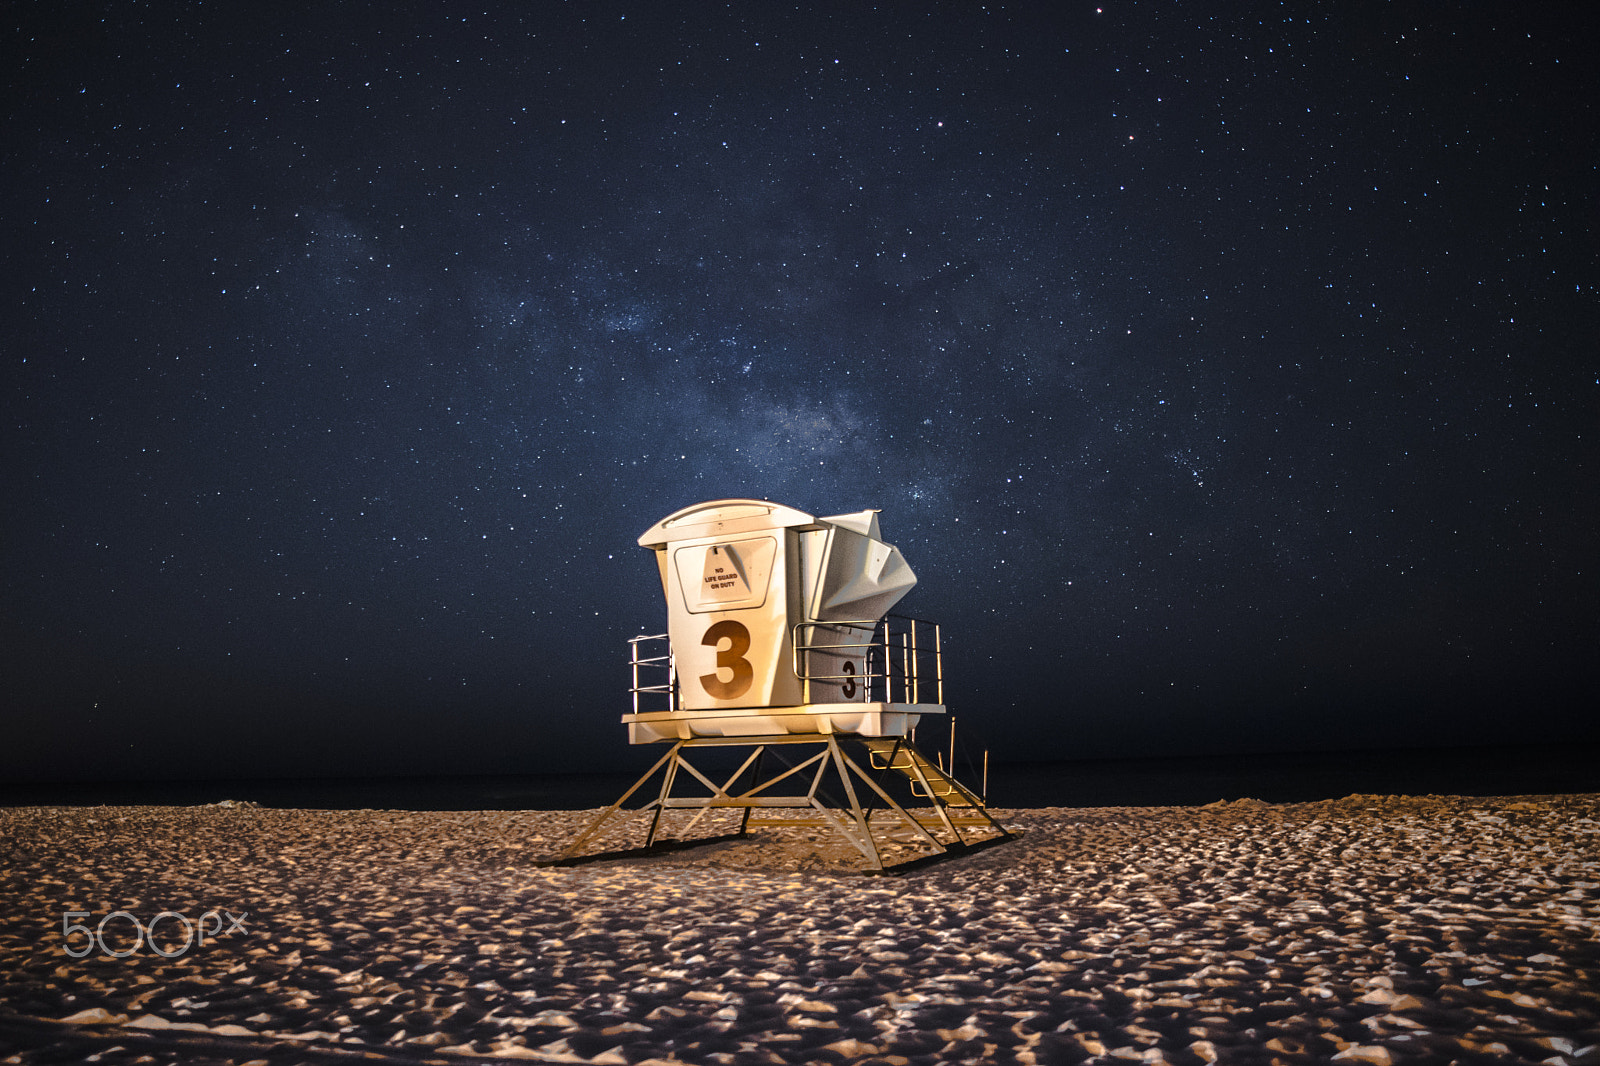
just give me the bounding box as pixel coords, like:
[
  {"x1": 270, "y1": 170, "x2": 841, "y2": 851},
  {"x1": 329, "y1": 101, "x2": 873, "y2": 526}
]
[{"x1": 546, "y1": 498, "x2": 1012, "y2": 872}]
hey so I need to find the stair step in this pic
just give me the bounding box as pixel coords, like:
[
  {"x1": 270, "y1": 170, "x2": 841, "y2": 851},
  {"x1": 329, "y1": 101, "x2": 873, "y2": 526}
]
[{"x1": 860, "y1": 739, "x2": 978, "y2": 807}]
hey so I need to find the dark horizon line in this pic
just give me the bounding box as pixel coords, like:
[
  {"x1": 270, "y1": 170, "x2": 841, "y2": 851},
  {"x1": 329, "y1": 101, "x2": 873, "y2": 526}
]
[
  {"x1": 5, "y1": 737, "x2": 1597, "y2": 787},
  {"x1": 3, "y1": 740, "x2": 1595, "y2": 813}
]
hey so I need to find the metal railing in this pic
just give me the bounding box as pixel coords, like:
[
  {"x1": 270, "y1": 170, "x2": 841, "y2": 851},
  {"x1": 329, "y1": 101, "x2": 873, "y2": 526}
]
[
  {"x1": 628, "y1": 633, "x2": 677, "y2": 714},
  {"x1": 792, "y1": 614, "x2": 943, "y2": 706},
  {"x1": 628, "y1": 615, "x2": 944, "y2": 712}
]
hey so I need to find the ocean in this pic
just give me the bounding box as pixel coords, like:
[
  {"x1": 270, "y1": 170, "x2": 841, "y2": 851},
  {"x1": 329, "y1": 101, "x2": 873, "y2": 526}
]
[{"x1": 3, "y1": 743, "x2": 1595, "y2": 811}]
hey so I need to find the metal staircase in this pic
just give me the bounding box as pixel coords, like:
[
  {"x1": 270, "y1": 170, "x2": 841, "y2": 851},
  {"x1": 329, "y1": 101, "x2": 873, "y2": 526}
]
[{"x1": 859, "y1": 738, "x2": 979, "y2": 807}]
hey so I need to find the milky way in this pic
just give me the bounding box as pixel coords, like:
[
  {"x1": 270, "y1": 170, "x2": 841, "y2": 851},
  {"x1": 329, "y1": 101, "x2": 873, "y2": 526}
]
[{"x1": 3, "y1": 4, "x2": 1596, "y2": 779}]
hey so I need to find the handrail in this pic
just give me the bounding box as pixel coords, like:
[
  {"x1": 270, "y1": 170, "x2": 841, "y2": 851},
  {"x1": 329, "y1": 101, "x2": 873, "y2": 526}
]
[
  {"x1": 628, "y1": 633, "x2": 676, "y2": 713},
  {"x1": 791, "y1": 614, "x2": 943, "y2": 705},
  {"x1": 627, "y1": 614, "x2": 944, "y2": 711}
]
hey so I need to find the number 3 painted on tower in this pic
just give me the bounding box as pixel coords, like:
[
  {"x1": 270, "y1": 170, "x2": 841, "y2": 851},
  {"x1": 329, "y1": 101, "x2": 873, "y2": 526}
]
[{"x1": 700, "y1": 619, "x2": 754, "y2": 700}]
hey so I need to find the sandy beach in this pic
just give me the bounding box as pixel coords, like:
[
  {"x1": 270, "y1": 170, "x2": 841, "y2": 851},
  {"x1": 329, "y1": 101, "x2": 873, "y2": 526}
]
[{"x1": 2, "y1": 794, "x2": 1597, "y2": 1065}]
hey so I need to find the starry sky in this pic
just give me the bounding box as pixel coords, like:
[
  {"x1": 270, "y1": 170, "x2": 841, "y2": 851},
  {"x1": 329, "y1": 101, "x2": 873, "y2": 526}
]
[{"x1": 4, "y1": 3, "x2": 1597, "y2": 783}]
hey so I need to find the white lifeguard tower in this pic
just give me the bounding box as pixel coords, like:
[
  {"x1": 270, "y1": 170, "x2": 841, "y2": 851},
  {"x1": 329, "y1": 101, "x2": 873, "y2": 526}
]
[{"x1": 547, "y1": 499, "x2": 1013, "y2": 872}]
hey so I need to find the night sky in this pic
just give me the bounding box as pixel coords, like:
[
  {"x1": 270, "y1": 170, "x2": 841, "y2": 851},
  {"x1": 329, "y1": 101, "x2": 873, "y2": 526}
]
[{"x1": 4, "y1": 3, "x2": 1597, "y2": 784}]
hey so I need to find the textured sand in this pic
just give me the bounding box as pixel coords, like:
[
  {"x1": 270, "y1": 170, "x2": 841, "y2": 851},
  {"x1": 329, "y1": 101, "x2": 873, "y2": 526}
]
[{"x1": 1, "y1": 794, "x2": 1597, "y2": 1065}]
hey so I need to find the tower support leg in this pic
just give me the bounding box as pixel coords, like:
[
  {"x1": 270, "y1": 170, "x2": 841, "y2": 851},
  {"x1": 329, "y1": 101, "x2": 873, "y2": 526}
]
[{"x1": 540, "y1": 733, "x2": 1015, "y2": 872}]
